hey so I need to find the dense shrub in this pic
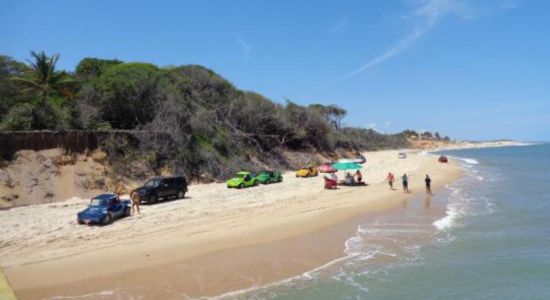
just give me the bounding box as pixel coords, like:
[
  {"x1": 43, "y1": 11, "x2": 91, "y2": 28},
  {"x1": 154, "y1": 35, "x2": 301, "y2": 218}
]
[
  {"x1": 95, "y1": 63, "x2": 169, "y2": 129},
  {"x1": 0, "y1": 103, "x2": 34, "y2": 131},
  {"x1": 0, "y1": 52, "x2": 422, "y2": 181},
  {"x1": 0, "y1": 56, "x2": 30, "y2": 118},
  {"x1": 75, "y1": 57, "x2": 123, "y2": 80}
]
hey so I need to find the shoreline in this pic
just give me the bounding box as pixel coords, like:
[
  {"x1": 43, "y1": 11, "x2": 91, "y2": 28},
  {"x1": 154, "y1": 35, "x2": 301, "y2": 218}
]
[
  {"x1": 2, "y1": 149, "x2": 463, "y2": 299},
  {"x1": 26, "y1": 189, "x2": 451, "y2": 300}
]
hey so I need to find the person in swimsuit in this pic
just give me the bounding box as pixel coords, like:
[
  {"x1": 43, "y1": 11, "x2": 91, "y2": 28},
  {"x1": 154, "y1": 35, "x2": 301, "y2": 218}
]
[
  {"x1": 402, "y1": 173, "x2": 409, "y2": 193},
  {"x1": 425, "y1": 174, "x2": 432, "y2": 195},
  {"x1": 344, "y1": 172, "x2": 355, "y2": 185},
  {"x1": 130, "y1": 191, "x2": 141, "y2": 215},
  {"x1": 387, "y1": 172, "x2": 395, "y2": 189},
  {"x1": 355, "y1": 170, "x2": 363, "y2": 183}
]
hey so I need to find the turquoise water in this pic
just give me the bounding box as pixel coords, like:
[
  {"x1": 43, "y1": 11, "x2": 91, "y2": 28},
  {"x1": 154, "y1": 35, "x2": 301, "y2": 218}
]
[{"x1": 232, "y1": 144, "x2": 550, "y2": 300}]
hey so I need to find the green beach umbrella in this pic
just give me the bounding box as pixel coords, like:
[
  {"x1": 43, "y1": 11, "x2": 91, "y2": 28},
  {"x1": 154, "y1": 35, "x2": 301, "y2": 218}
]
[{"x1": 331, "y1": 162, "x2": 363, "y2": 171}]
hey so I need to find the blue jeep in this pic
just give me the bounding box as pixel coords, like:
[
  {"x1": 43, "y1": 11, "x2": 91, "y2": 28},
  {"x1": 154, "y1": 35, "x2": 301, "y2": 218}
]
[{"x1": 77, "y1": 193, "x2": 131, "y2": 225}]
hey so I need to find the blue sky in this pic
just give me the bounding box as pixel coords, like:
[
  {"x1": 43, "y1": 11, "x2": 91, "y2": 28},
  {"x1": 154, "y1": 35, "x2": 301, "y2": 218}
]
[{"x1": 2, "y1": 0, "x2": 549, "y2": 141}]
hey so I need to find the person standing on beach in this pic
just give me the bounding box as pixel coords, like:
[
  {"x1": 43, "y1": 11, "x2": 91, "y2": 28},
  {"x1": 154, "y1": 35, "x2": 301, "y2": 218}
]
[
  {"x1": 425, "y1": 174, "x2": 432, "y2": 195},
  {"x1": 355, "y1": 170, "x2": 363, "y2": 183},
  {"x1": 402, "y1": 173, "x2": 409, "y2": 193},
  {"x1": 130, "y1": 191, "x2": 141, "y2": 215},
  {"x1": 387, "y1": 172, "x2": 395, "y2": 189}
]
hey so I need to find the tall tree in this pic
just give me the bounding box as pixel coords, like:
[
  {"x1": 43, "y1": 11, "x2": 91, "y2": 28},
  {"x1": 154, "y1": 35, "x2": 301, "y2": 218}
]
[
  {"x1": 13, "y1": 51, "x2": 74, "y2": 113},
  {"x1": 308, "y1": 104, "x2": 347, "y2": 130}
]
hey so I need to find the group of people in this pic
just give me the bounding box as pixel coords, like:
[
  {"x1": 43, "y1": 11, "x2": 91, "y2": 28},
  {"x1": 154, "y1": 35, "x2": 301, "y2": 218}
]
[
  {"x1": 386, "y1": 172, "x2": 432, "y2": 195},
  {"x1": 345, "y1": 170, "x2": 363, "y2": 185},
  {"x1": 328, "y1": 170, "x2": 363, "y2": 185}
]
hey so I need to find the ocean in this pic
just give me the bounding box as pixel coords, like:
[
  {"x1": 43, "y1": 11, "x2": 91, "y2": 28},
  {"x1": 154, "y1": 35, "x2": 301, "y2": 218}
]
[{"x1": 228, "y1": 144, "x2": 550, "y2": 300}]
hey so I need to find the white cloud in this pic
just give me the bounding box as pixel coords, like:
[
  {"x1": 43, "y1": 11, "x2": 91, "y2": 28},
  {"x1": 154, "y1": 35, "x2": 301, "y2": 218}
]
[
  {"x1": 341, "y1": 0, "x2": 472, "y2": 79},
  {"x1": 384, "y1": 120, "x2": 392, "y2": 128},
  {"x1": 235, "y1": 34, "x2": 251, "y2": 61},
  {"x1": 367, "y1": 123, "x2": 377, "y2": 129}
]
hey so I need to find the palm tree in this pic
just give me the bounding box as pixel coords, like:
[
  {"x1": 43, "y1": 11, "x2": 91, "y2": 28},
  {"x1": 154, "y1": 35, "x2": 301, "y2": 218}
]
[{"x1": 13, "y1": 51, "x2": 73, "y2": 113}]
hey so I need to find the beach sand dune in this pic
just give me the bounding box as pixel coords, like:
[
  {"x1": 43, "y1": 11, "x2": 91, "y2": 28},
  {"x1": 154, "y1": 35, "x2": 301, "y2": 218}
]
[{"x1": 0, "y1": 150, "x2": 462, "y2": 299}]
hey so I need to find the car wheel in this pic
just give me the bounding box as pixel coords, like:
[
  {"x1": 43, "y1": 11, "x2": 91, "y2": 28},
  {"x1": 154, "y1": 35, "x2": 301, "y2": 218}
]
[
  {"x1": 102, "y1": 213, "x2": 113, "y2": 225},
  {"x1": 253, "y1": 180, "x2": 258, "y2": 186},
  {"x1": 238, "y1": 183, "x2": 244, "y2": 189},
  {"x1": 278, "y1": 177, "x2": 283, "y2": 182},
  {"x1": 177, "y1": 190, "x2": 185, "y2": 199},
  {"x1": 124, "y1": 206, "x2": 131, "y2": 217},
  {"x1": 150, "y1": 195, "x2": 158, "y2": 204},
  {"x1": 77, "y1": 219, "x2": 84, "y2": 225}
]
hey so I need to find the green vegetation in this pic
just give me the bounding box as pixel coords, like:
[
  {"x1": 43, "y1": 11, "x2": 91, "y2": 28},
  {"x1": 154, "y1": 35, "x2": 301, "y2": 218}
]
[
  {"x1": 0, "y1": 51, "x2": 450, "y2": 180},
  {"x1": 7, "y1": 51, "x2": 75, "y2": 130}
]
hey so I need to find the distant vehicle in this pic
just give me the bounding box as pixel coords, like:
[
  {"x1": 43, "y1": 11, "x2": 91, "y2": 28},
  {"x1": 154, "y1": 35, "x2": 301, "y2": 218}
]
[
  {"x1": 227, "y1": 171, "x2": 258, "y2": 188},
  {"x1": 77, "y1": 193, "x2": 130, "y2": 225},
  {"x1": 337, "y1": 159, "x2": 352, "y2": 163},
  {"x1": 398, "y1": 152, "x2": 407, "y2": 159},
  {"x1": 133, "y1": 176, "x2": 188, "y2": 204},
  {"x1": 254, "y1": 171, "x2": 283, "y2": 184},
  {"x1": 318, "y1": 163, "x2": 336, "y2": 173},
  {"x1": 338, "y1": 156, "x2": 366, "y2": 165},
  {"x1": 296, "y1": 167, "x2": 319, "y2": 177},
  {"x1": 439, "y1": 155, "x2": 448, "y2": 163},
  {"x1": 353, "y1": 154, "x2": 366, "y2": 164}
]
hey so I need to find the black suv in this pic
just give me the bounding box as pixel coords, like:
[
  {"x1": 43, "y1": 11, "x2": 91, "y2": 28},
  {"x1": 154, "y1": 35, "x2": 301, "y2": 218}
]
[{"x1": 134, "y1": 176, "x2": 188, "y2": 204}]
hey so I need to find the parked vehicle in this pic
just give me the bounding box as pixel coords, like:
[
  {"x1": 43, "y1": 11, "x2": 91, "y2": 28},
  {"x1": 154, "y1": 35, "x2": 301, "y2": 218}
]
[
  {"x1": 398, "y1": 152, "x2": 407, "y2": 159},
  {"x1": 439, "y1": 155, "x2": 449, "y2": 163},
  {"x1": 227, "y1": 171, "x2": 258, "y2": 188},
  {"x1": 133, "y1": 176, "x2": 188, "y2": 204},
  {"x1": 353, "y1": 154, "x2": 366, "y2": 164},
  {"x1": 254, "y1": 171, "x2": 283, "y2": 184},
  {"x1": 77, "y1": 193, "x2": 130, "y2": 225},
  {"x1": 296, "y1": 167, "x2": 319, "y2": 177},
  {"x1": 337, "y1": 159, "x2": 353, "y2": 163}
]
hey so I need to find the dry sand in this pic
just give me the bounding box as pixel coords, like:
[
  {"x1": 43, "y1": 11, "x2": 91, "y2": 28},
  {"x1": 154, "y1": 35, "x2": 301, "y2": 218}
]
[
  {"x1": 409, "y1": 139, "x2": 531, "y2": 151},
  {"x1": 0, "y1": 149, "x2": 108, "y2": 208},
  {"x1": 0, "y1": 149, "x2": 462, "y2": 299}
]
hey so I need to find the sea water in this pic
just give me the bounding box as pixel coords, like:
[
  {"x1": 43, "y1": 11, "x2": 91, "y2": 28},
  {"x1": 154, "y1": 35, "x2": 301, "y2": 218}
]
[{"x1": 229, "y1": 144, "x2": 550, "y2": 300}]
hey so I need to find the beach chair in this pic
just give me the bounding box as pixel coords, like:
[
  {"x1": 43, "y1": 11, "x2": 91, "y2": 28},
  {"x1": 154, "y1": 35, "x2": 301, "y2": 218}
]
[{"x1": 324, "y1": 177, "x2": 337, "y2": 189}]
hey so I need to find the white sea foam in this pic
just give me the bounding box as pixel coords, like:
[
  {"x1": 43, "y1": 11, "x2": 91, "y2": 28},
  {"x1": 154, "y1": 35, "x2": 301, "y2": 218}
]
[
  {"x1": 434, "y1": 157, "x2": 493, "y2": 231},
  {"x1": 434, "y1": 183, "x2": 468, "y2": 231},
  {"x1": 211, "y1": 251, "x2": 364, "y2": 299},
  {"x1": 459, "y1": 157, "x2": 480, "y2": 165},
  {"x1": 211, "y1": 219, "x2": 407, "y2": 299},
  {"x1": 433, "y1": 205, "x2": 460, "y2": 231}
]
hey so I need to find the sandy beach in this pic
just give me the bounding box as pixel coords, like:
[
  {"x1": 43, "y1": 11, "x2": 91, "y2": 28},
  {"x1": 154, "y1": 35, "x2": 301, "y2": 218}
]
[
  {"x1": 2, "y1": 1, "x2": 546, "y2": 297},
  {"x1": 1, "y1": 149, "x2": 462, "y2": 299}
]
